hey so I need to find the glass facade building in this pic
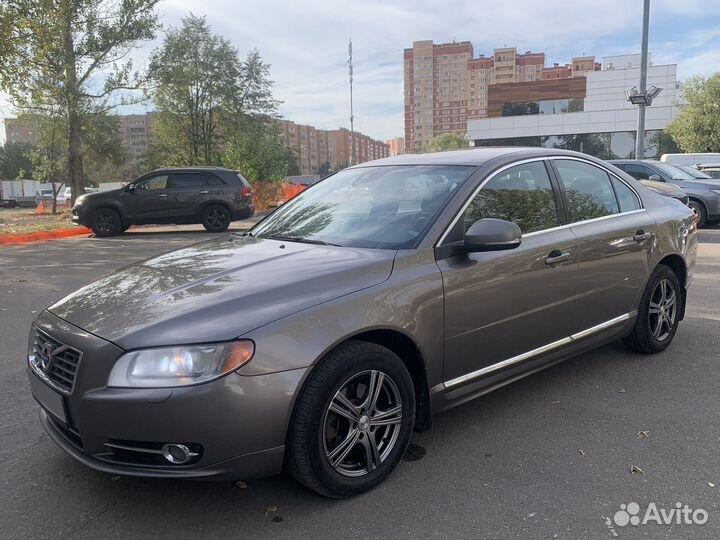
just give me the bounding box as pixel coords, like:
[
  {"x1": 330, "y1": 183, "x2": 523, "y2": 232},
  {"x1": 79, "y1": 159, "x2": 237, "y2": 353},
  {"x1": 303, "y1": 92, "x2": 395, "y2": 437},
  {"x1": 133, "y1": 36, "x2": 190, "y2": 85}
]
[
  {"x1": 472, "y1": 130, "x2": 679, "y2": 160},
  {"x1": 501, "y1": 98, "x2": 584, "y2": 117}
]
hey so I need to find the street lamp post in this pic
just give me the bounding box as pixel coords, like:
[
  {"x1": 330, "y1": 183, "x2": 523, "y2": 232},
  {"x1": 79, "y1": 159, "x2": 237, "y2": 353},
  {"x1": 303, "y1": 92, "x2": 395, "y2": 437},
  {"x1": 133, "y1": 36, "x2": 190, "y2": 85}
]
[
  {"x1": 348, "y1": 38, "x2": 355, "y2": 166},
  {"x1": 635, "y1": 0, "x2": 651, "y2": 159}
]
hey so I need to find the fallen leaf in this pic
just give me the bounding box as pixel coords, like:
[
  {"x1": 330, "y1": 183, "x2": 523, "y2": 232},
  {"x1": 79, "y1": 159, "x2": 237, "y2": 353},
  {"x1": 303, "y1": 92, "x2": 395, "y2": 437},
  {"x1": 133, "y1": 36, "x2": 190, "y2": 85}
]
[
  {"x1": 551, "y1": 400, "x2": 561, "y2": 404},
  {"x1": 578, "y1": 449, "x2": 586, "y2": 456},
  {"x1": 271, "y1": 516, "x2": 284, "y2": 523},
  {"x1": 709, "y1": 482, "x2": 715, "y2": 488},
  {"x1": 265, "y1": 505, "x2": 278, "y2": 516},
  {"x1": 14, "y1": 279, "x2": 27, "y2": 283},
  {"x1": 235, "y1": 480, "x2": 247, "y2": 489},
  {"x1": 630, "y1": 465, "x2": 643, "y2": 474},
  {"x1": 637, "y1": 431, "x2": 650, "y2": 438},
  {"x1": 109, "y1": 475, "x2": 121, "y2": 481},
  {"x1": 618, "y1": 389, "x2": 626, "y2": 393}
]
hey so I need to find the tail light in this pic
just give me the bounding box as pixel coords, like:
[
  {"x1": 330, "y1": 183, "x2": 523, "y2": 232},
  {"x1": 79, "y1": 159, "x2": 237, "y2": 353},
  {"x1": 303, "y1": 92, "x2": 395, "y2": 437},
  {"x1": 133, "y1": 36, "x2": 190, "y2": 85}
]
[{"x1": 241, "y1": 186, "x2": 252, "y2": 197}]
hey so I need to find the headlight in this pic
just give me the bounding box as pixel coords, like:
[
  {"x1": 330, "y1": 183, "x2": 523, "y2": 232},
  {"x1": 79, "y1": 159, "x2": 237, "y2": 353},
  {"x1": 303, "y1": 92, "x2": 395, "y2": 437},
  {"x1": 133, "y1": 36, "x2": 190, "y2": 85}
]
[
  {"x1": 710, "y1": 189, "x2": 720, "y2": 196},
  {"x1": 108, "y1": 340, "x2": 254, "y2": 388}
]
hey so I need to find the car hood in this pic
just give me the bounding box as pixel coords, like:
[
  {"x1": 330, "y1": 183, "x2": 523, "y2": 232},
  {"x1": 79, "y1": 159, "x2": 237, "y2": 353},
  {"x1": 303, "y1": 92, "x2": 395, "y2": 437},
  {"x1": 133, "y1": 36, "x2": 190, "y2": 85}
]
[
  {"x1": 74, "y1": 189, "x2": 122, "y2": 205},
  {"x1": 48, "y1": 235, "x2": 396, "y2": 349},
  {"x1": 673, "y1": 179, "x2": 720, "y2": 190}
]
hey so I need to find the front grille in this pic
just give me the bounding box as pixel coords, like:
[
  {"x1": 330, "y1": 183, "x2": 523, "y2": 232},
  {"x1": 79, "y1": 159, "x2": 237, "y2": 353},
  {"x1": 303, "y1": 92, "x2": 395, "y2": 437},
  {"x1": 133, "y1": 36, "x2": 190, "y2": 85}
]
[{"x1": 31, "y1": 327, "x2": 82, "y2": 394}]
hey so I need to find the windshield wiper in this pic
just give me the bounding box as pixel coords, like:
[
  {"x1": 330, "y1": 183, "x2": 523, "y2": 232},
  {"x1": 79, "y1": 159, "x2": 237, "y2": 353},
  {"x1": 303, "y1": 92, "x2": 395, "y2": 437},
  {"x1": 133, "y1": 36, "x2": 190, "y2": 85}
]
[{"x1": 263, "y1": 235, "x2": 342, "y2": 247}]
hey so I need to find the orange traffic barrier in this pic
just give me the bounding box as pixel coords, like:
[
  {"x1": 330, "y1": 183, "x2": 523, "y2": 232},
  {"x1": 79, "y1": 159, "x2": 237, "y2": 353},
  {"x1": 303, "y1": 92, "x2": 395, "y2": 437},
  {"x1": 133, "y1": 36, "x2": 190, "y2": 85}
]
[{"x1": 0, "y1": 226, "x2": 91, "y2": 245}]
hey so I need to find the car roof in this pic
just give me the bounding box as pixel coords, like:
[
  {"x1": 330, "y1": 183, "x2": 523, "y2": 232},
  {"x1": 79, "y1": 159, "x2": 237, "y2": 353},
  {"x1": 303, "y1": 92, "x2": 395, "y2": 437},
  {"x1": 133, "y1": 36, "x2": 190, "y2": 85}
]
[
  {"x1": 150, "y1": 166, "x2": 236, "y2": 172},
  {"x1": 350, "y1": 147, "x2": 602, "y2": 168}
]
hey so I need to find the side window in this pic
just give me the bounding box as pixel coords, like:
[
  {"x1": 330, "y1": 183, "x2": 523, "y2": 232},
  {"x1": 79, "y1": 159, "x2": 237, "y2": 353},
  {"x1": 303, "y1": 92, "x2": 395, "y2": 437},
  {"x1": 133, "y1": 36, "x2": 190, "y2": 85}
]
[
  {"x1": 611, "y1": 177, "x2": 641, "y2": 212},
  {"x1": 205, "y1": 174, "x2": 225, "y2": 186},
  {"x1": 464, "y1": 161, "x2": 559, "y2": 234},
  {"x1": 167, "y1": 173, "x2": 205, "y2": 189},
  {"x1": 141, "y1": 175, "x2": 168, "y2": 191},
  {"x1": 554, "y1": 160, "x2": 619, "y2": 223},
  {"x1": 623, "y1": 164, "x2": 652, "y2": 180}
]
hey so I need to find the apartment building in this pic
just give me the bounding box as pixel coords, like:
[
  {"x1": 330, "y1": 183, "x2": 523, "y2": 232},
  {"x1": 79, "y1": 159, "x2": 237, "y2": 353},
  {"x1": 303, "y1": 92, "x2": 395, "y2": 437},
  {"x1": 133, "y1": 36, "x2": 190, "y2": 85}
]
[
  {"x1": 386, "y1": 137, "x2": 405, "y2": 156},
  {"x1": 403, "y1": 40, "x2": 601, "y2": 151},
  {"x1": 1, "y1": 117, "x2": 40, "y2": 146},
  {"x1": 119, "y1": 113, "x2": 156, "y2": 160},
  {"x1": 278, "y1": 119, "x2": 389, "y2": 175}
]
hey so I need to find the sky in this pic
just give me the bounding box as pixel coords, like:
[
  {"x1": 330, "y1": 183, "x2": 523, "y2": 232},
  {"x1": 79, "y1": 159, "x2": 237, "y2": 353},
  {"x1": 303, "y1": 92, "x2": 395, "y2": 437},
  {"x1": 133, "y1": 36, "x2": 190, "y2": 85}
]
[{"x1": 2, "y1": 0, "x2": 720, "y2": 141}]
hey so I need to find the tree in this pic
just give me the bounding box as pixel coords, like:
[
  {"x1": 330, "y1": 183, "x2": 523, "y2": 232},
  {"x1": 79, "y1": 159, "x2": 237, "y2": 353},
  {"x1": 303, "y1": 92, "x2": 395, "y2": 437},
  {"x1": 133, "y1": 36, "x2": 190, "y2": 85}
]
[
  {"x1": 666, "y1": 74, "x2": 720, "y2": 153},
  {"x1": 150, "y1": 15, "x2": 279, "y2": 166},
  {"x1": 426, "y1": 133, "x2": 468, "y2": 153},
  {"x1": 223, "y1": 123, "x2": 292, "y2": 181},
  {"x1": 0, "y1": 0, "x2": 160, "y2": 202},
  {"x1": 0, "y1": 142, "x2": 33, "y2": 179}
]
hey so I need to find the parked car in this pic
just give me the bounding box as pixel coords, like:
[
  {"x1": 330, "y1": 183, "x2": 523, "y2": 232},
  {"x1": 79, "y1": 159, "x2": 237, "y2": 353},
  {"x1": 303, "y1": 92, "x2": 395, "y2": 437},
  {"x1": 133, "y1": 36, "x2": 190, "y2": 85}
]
[
  {"x1": 28, "y1": 148, "x2": 696, "y2": 498},
  {"x1": 71, "y1": 167, "x2": 255, "y2": 236},
  {"x1": 674, "y1": 165, "x2": 714, "y2": 180},
  {"x1": 696, "y1": 164, "x2": 720, "y2": 180},
  {"x1": 660, "y1": 153, "x2": 720, "y2": 167},
  {"x1": 637, "y1": 178, "x2": 690, "y2": 206},
  {"x1": 609, "y1": 159, "x2": 720, "y2": 227},
  {"x1": 35, "y1": 188, "x2": 66, "y2": 205}
]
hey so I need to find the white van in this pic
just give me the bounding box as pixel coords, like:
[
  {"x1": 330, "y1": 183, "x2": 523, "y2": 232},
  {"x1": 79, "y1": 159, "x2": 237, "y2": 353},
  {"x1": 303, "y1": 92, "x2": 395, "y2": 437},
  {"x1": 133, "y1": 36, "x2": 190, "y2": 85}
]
[{"x1": 660, "y1": 153, "x2": 720, "y2": 167}]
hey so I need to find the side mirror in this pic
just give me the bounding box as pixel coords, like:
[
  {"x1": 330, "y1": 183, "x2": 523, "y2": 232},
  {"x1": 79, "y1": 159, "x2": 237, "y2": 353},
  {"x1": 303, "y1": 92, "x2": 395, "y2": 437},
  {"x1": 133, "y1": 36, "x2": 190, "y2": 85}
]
[
  {"x1": 463, "y1": 218, "x2": 522, "y2": 252},
  {"x1": 648, "y1": 174, "x2": 663, "y2": 182}
]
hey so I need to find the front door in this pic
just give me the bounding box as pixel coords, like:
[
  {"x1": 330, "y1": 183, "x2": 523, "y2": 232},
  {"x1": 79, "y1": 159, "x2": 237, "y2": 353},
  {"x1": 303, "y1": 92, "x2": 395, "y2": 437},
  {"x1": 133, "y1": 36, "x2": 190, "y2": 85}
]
[
  {"x1": 125, "y1": 174, "x2": 170, "y2": 222},
  {"x1": 550, "y1": 158, "x2": 655, "y2": 330},
  {"x1": 437, "y1": 160, "x2": 582, "y2": 385}
]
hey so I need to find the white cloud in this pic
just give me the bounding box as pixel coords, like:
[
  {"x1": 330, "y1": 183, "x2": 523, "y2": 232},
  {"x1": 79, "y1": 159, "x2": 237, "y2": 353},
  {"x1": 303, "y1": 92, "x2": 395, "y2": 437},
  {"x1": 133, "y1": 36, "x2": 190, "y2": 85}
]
[{"x1": 3, "y1": 0, "x2": 720, "y2": 140}]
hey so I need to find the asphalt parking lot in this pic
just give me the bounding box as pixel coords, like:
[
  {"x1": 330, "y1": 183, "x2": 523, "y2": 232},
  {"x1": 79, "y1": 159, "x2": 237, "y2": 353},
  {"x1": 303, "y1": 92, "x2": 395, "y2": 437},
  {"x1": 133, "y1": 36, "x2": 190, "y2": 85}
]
[{"x1": 1, "y1": 225, "x2": 719, "y2": 539}]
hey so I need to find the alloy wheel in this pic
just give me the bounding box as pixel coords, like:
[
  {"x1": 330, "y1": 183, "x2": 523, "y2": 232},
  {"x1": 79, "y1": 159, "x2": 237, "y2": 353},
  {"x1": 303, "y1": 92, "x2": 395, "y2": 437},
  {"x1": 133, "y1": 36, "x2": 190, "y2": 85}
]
[
  {"x1": 206, "y1": 208, "x2": 228, "y2": 229},
  {"x1": 322, "y1": 370, "x2": 403, "y2": 477},
  {"x1": 94, "y1": 212, "x2": 115, "y2": 233},
  {"x1": 648, "y1": 278, "x2": 677, "y2": 341}
]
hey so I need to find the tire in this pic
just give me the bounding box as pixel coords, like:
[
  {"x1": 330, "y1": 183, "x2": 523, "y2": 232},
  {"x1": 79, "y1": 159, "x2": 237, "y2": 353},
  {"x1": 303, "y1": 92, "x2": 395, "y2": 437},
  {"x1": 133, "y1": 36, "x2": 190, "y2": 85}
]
[
  {"x1": 90, "y1": 207, "x2": 122, "y2": 237},
  {"x1": 201, "y1": 205, "x2": 231, "y2": 232},
  {"x1": 623, "y1": 264, "x2": 682, "y2": 354},
  {"x1": 287, "y1": 341, "x2": 416, "y2": 498},
  {"x1": 688, "y1": 199, "x2": 707, "y2": 228},
  {"x1": 121, "y1": 224, "x2": 131, "y2": 233}
]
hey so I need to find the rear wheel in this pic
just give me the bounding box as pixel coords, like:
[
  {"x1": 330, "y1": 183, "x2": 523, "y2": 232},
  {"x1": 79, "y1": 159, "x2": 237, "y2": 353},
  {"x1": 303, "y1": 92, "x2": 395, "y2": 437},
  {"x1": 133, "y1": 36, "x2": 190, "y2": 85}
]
[
  {"x1": 90, "y1": 208, "x2": 122, "y2": 237},
  {"x1": 688, "y1": 199, "x2": 707, "y2": 228},
  {"x1": 201, "y1": 205, "x2": 231, "y2": 232},
  {"x1": 623, "y1": 264, "x2": 681, "y2": 354},
  {"x1": 287, "y1": 341, "x2": 415, "y2": 498}
]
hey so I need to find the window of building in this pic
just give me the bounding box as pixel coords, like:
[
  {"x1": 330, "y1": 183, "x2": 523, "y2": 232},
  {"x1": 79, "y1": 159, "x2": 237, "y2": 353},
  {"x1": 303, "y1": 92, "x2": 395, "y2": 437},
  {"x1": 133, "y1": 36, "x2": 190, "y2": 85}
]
[
  {"x1": 554, "y1": 160, "x2": 619, "y2": 222},
  {"x1": 463, "y1": 161, "x2": 559, "y2": 234}
]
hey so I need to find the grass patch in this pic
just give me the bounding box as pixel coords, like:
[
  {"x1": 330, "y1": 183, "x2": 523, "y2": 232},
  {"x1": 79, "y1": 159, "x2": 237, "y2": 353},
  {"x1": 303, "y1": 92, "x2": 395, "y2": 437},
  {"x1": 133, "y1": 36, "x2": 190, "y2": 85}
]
[{"x1": 0, "y1": 208, "x2": 76, "y2": 235}]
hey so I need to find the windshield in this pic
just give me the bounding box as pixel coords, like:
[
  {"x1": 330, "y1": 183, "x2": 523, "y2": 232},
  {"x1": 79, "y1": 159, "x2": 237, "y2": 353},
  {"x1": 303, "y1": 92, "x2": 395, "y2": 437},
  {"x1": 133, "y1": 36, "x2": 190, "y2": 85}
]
[
  {"x1": 251, "y1": 165, "x2": 475, "y2": 249},
  {"x1": 677, "y1": 165, "x2": 711, "y2": 179},
  {"x1": 652, "y1": 162, "x2": 695, "y2": 181}
]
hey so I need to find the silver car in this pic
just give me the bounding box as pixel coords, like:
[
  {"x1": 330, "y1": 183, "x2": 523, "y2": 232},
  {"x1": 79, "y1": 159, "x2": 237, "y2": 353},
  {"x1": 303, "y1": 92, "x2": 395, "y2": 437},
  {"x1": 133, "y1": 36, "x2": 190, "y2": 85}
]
[{"x1": 28, "y1": 148, "x2": 697, "y2": 498}]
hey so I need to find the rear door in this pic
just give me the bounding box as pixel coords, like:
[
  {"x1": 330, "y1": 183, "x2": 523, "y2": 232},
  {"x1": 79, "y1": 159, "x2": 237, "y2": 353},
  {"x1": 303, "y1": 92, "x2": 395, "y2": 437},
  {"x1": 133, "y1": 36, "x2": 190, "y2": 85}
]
[
  {"x1": 437, "y1": 159, "x2": 582, "y2": 385},
  {"x1": 165, "y1": 172, "x2": 211, "y2": 219},
  {"x1": 550, "y1": 158, "x2": 655, "y2": 330}
]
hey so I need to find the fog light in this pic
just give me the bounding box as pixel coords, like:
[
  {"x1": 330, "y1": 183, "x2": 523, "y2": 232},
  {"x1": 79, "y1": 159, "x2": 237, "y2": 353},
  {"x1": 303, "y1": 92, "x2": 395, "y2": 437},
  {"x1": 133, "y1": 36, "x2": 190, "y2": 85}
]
[{"x1": 162, "y1": 443, "x2": 198, "y2": 464}]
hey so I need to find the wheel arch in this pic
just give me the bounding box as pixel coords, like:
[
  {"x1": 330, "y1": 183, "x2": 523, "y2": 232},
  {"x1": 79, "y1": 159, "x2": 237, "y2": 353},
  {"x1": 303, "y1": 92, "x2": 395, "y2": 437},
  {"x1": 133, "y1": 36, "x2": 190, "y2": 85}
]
[{"x1": 657, "y1": 254, "x2": 688, "y2": 320}]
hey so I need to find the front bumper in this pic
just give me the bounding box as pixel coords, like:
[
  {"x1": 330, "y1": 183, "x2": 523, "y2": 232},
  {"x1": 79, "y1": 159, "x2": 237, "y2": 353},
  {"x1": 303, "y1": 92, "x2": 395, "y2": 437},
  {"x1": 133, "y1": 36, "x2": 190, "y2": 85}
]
[{"x1": 30, "y1": 311, "x2": 306, "y2": 480}]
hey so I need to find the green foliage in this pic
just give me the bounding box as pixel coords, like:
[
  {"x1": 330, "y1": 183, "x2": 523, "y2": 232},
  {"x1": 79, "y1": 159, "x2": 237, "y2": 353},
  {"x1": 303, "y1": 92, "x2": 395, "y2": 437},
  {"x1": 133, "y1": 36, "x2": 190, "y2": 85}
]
[
  {"x1": 424, "y1": 133, "x2": 468, "y2": 153},
  {"x1": 0, "y1": 0, "x2": 160, "y2": 200},
  {"x1": 150, "y1": 15, "x2": 280, "y2": 166},
  {"x1": 0, "y1": 142, "x2": 33, "y2": 179},
  {"x1": 666, "y1": 74, "x2": 720, "y2": 153},
  {"x1": 223, "y1": 124, "x2": 292, "y2": 182}
]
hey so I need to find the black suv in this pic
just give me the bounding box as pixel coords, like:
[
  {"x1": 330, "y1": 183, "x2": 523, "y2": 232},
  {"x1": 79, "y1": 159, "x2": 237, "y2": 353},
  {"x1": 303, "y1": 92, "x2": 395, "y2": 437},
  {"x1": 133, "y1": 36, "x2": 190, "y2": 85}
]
[{"x1": 72, "y1": 167, "x2": 255, "y2": 236}]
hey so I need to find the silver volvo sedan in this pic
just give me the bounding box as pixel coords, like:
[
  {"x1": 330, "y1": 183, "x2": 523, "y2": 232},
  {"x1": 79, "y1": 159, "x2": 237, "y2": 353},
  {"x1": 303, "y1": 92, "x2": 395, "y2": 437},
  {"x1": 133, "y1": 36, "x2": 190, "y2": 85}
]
[{"x1": 27, "y1": 148, "x2": 697, "y2": 498}]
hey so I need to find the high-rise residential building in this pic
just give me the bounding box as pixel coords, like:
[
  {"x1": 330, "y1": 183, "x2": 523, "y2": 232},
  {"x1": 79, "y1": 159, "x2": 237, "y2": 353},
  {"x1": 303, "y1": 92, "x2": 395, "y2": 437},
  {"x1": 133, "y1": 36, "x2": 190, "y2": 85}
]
[
  {"x1": 403, "y1": 40, "x2": 602, "y2": 152},
  {"x1": 386, "y1": 137, "x2": 405, "y2": 156},
  {"x1": 278, "y1": 119, "x2": 389, "y2": 175},
  {"x1": 1, "y1": 117, "x2": 40, "y2": 146},
  {"x1": 118, "y1": 113, "x2": 156, "y2": 160}
]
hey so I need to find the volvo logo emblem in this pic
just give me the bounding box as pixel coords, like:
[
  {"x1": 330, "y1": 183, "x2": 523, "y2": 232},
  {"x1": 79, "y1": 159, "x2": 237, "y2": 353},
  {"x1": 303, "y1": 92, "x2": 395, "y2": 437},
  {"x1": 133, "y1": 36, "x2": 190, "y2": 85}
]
[{"x1": 38, "y1": 342, "x2": 55, "y2": 372}]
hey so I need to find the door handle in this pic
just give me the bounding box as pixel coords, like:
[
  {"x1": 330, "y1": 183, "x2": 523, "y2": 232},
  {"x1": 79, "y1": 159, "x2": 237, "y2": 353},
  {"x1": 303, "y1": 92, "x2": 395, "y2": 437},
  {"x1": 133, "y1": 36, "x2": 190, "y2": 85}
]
[
  {"x1": 156, "y1": 193, "x2": 167, "y2": 198},
  {"x1": 633, "y1": 230, "x2": 652, "y2": 242},
  {"x1": 545, "y1": 250, "x2": 571, "y2": 265},
  {"x1": 199, "y1": 190, "x2": 209, "y2": 194}
]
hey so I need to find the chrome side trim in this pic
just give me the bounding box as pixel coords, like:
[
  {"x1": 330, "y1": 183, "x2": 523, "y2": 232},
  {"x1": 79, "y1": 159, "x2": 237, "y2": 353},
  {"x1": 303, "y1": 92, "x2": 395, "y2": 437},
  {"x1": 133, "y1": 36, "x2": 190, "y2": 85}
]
[
  {"x1": 522, "y1": 209, "x2": 647, "y2": 238},
  {"x1": 443, "y1": 312, "x2": 633, "y2": 389}
]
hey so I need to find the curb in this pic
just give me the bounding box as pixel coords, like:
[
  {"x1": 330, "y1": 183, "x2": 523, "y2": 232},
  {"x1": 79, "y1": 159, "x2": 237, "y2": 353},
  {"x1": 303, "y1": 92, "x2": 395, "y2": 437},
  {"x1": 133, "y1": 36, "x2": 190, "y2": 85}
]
[{"x1": 0, "y1": 226, "x2": 91, "y2": 246}]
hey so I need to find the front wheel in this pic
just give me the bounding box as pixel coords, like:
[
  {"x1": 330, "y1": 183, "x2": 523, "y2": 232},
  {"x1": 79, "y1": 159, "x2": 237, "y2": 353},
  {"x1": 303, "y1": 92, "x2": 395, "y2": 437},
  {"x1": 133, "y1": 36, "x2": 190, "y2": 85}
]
[
  {"x1": 90, "y1": 208, "x2": 122, "y2": 237},
  {"x1": 201, "y1": 205, "x2": 231, "y2": 232},
  {"x1": 623, "y1": 264, "x2": 682, "y2": 354},
  {"x1": 287, "y1": 341, "x2": 416, "y2": 498}
]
